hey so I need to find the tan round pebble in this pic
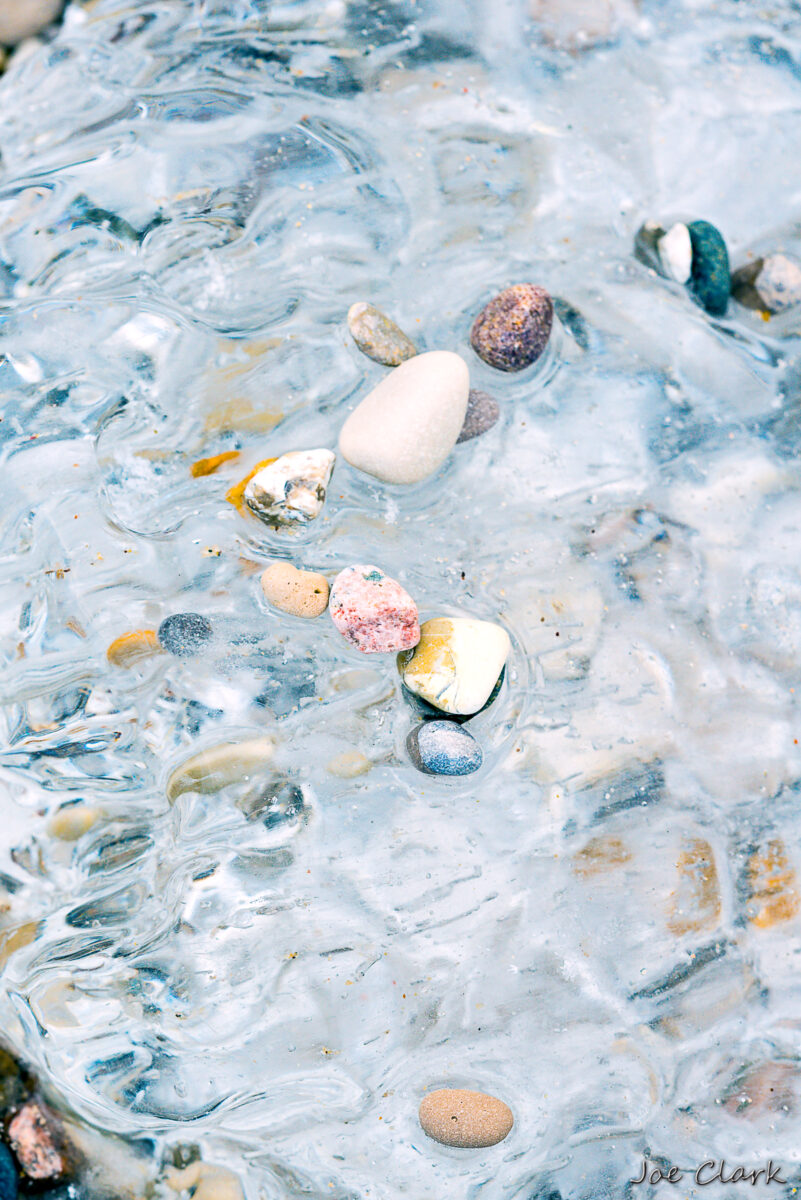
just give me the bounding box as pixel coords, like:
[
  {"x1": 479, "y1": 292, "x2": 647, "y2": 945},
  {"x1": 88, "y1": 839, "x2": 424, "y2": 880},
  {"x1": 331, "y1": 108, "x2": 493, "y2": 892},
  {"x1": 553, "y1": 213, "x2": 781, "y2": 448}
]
[
  {"x1": 106, "y1": 629, "x2": 161, "y2": 667},
  {"x1": 326, "y1": 750, "x2": 372, "y2": 778},
  {"x1": 418, "y1": 1088, "x2": 514, "y2": 1148},
  {"x1": 261, "y1": 562, "x2": 329, "y2": 618},
  {"x1": 47, "y1": 804, "x2": 102, "y2": 841}
]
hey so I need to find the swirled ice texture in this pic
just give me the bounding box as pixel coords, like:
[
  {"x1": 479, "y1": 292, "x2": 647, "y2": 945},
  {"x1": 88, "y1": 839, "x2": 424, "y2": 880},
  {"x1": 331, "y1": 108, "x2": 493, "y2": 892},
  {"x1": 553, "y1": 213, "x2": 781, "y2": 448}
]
[{"x1": 2, "y1": 0, "x2": 801, "y2": 1196}]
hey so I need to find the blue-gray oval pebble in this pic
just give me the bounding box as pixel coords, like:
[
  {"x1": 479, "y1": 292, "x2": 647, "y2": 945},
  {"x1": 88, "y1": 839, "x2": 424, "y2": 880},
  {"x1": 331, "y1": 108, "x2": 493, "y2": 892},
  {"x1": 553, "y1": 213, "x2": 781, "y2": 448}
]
[
  {"x1": 0, "y1": 1143, "x2": 18, "y2": 1200},
  {"x1": 158, "y1": 613, "x2": 213, "y2": 657},
  {"x1": 407, "y1": 721, "x2": 482, "y2": 776}
]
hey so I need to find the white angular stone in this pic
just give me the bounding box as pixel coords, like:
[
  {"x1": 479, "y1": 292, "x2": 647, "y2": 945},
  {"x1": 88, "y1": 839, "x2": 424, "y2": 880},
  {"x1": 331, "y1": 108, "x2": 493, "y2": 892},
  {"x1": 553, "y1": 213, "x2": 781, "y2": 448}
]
[
  {"x1": 756, "y1": 254, "x2": 801, "y2": 313},
  {"x1": 658, "y1": 223, "x2": 692, "y2": 284},
  {"x1": 166, "y1": 737, "x2": 276, "y2": 803},
  {"x1": 244, "y1": 449, "x2": 335, "y2": 525},
  {"x1": 0, "y1": 0, "x2": 62, "y2": 45},
  {"x1": 339, "y1": 351, "x2": 469, "y2": 485},
  {"x1": 398, "y1": 616, "x2": 510, "y2": 715}
]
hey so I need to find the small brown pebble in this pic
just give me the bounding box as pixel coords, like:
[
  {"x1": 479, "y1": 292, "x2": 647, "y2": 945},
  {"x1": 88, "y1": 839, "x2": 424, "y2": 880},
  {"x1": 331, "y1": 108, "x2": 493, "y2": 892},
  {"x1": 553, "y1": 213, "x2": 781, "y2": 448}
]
[
  {"x1": 418, "y1": 1088, "x2": 514, "y2": 1148},
  {"x1": 347, "y1": 302, "x2": 417, "y2": 366},
  {"x1": 7, "y1": 1100, "x2": 68, "y2": 1181},
  {"x1": 106, "y1": 629, "x2": 161, "y2": 668},
  {"x1": 456, "y1": 390, "x2": 500, "y2": 443},
  {"x1": 470, "y1": 284, "x2": 553, "y2": 372},
  {"x1": 261, "y1": 562, "x2": 329, "y2": 618}
]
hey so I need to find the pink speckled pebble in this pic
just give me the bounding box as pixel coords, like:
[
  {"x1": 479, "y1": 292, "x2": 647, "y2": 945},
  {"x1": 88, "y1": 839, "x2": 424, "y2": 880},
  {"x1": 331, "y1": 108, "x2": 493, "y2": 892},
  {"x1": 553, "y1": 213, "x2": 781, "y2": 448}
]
[{"x1": 330, "y1": 565, "x2": 420, "y2": 654}]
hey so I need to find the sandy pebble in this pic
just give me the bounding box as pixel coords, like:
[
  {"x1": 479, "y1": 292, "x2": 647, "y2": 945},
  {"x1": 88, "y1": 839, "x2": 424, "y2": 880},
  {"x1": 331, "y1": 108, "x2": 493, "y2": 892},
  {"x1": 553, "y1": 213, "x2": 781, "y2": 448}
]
[
  {"x1": 166, "y1": 737, "x2": 276, "y2": 803},
  {"x1": 658, "y1": 223, "x2": 692, "y2": 284},
  {"x1": 0, "y1": 0, "x2": 63, "y2": 45},
  {"x1": 470, "y1": 284, "x2": 553, "y2": 372},
  {"x1": 347, "y1": 302, "x2": 417, "y2": 366},
  {"x1": 106, "y1": 629, "x2": 161, "y2": 667},
  {"x1": 167, "y1": 1163, "x2": 244, "y2": 1200},
  {"x1": 339, "y1": 351, "x2": 469, "y2": 484},
  {"x1": 47, "y1": 804, "x2": 102, "y2": 841},
  {"x1": 399, "y1": 616, "x2": 510, "y2": 716},
  {"x1": 326, "y1": 750, "x2": 372, "y2": 777},
  {"x1": 418, "y1": 1088, "x2": 514, "y2": 1148},
  {"x1": 457, "y1": 390, "x2": 499, "y2": 443},
  {"x1": 330, "y1": 564, "x2": 420, "y2": 653},
  {"x1": 244, "y1": 449, "x2": 335, "y2": 526},
  {"x1": 407, "y1": 720, "x2": 482, "y2": 775},
  {"x1": 261, "y1": 562, "x2": 329, "y2": 618},
  {"x1": 529, "y1": 0, "x2": 637, "y2": 49}
]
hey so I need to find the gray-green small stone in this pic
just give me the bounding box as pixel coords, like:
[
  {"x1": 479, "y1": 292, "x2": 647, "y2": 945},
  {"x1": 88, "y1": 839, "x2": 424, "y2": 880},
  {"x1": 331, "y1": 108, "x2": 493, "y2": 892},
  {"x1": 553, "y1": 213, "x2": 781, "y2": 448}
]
[
  {"x1": 688, "y1": 220, "x2": 730, "y2": 317},
  {"x1": 457, "y1": 390, "x2": 499, "y2": 443},
  {"x1": 347, "y1": 302, "x2": 417, "y2": 366},
  {"x1": 407, "y1": 720, "x2": 482, "y2": 776}
]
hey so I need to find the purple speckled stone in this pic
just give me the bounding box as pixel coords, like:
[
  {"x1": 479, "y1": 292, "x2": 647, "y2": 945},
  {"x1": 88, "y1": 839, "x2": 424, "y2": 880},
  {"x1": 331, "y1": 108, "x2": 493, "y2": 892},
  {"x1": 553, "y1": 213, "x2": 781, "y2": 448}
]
[
  {"x1": 470, "y1": 283, "x2": 553, "y2": 372},
  {"x1": 456, "y1": 390, "x2": 500, "y2": 443}
]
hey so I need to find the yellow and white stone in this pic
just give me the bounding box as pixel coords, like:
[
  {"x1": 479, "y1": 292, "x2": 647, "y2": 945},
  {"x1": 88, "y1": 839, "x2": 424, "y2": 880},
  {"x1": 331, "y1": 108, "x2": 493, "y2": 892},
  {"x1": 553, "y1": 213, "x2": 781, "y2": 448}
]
[
  {"x1": 166, "y1": 737, "x2": 275, "y2": 803},
  {"x1": 398, "y1": 616, "x2": 510, "y2": 715}
]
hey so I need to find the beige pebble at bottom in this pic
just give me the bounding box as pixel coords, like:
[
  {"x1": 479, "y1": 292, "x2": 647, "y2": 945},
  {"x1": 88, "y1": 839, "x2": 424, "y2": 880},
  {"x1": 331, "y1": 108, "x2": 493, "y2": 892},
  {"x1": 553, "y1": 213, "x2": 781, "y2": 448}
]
[
  {"x1": 261, "y1": 561, "x2": 329, "y2": 618},
  {"x1": 47, "y1": 805, "x2": 102, "y2": 841},
  {"x1": 167, "y1": 1163, "x2": 244, "y2": 1200},
  {"x1": 418, "y1": 1088, "x2": 514, "y2": 1148},
  {"x1": 326, "y1": 750, "x2": 372, "y2": 778}
]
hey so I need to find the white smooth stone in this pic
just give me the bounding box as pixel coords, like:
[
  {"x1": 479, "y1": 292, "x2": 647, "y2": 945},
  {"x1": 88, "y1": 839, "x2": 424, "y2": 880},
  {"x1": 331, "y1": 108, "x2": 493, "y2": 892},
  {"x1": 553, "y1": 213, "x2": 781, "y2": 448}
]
[
  {"x1": 756, "y1": 253, "x2": 801, "y2": 312},
  {"x1": 659, "y1": 223, "x2": 692, "y2": 284},
  {"x1": 166, "y1": 737, "x2": 276, "y2": 803},
  {"x1": 339, "y1": 350, "x2": 469, "y2": 484},
  {"x1": 0, "y1": 0, "x2": 62, "y2": 44}
]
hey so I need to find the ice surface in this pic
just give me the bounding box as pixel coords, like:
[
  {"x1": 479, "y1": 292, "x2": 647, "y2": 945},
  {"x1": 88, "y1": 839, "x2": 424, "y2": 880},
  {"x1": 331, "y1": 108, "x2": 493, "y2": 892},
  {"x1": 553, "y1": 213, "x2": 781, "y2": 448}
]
[{"x1": 1, "y1": 1, "x2": 801, "y2": 1197}]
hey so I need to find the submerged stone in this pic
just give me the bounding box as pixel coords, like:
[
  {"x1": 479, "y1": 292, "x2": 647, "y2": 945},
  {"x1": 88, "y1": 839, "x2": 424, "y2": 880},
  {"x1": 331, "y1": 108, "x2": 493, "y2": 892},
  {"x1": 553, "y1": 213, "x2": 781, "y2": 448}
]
[
  {"x1": 470, "y1": 284, "x2": 553, "y2": 372},
  {"x1": 7, "y1": 1100, "x2": 69, "y2": 1182},
  {"x1": 339, "y1": 351, "x2": 469, "y2": 484},
  {"x1": 347, "y1": 302, "x2": 417, "y2": 366},
  {"x1": 0, "y1": 1144, "x2": 16, "y2": 1200},
  {"x1": 158, "y1": 613, "x2": 213, "y2": 657},
  {"x1": 244, "y1": 449, "x2": 335, "y2": 526},
  {"x1": 418, "y1": 1088, "x2": 514, "y2": 1148},
  {"x1": 166, "y1": 737, "x2": 276, "y2": 803},
  {"x1": 658, "y1": 222, "x2": 692, "y2": 284},
  {"x1": 688, "y1": 220, "x2": 730, "y2": 316},
  {"x1": 260, "y1": 562, "x2": 329, "y2": 618},
  {"x1": 0, "y1": 0, "x2": 63, "y2": 45},
  {"x1": 330, "y1": 564, "x2": 420, "y2": 653},
  {"x1": 733, "y1": 253, "x2": 801, "y2": 314},
  {"x1": 456, "y1": 390, "x2": 499, "y2": 443},
  {"x1": 407, "y1": 720, "x2": 482, "y2": 775},
  {"x1": 398, "y1": 616, "x2": 510, "y2": 716}
]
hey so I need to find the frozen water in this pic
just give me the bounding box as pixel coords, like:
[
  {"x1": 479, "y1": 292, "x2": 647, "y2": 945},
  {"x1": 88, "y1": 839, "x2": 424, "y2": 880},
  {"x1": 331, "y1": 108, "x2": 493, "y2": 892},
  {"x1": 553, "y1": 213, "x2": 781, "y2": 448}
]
[{"x1": 1, "y1": 0, "x2": 801, "y2": 1197}]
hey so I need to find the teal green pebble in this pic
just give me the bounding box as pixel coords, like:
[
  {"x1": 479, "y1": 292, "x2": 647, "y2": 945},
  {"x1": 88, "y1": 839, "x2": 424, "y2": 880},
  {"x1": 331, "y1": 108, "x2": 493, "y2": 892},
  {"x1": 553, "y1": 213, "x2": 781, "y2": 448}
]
[
  {"x1": 688, "y1": 220, "x2": 730, "y2": 317},
  {"x1": 0, "y1": 1144, "x2": 17, "y2": 1200}
]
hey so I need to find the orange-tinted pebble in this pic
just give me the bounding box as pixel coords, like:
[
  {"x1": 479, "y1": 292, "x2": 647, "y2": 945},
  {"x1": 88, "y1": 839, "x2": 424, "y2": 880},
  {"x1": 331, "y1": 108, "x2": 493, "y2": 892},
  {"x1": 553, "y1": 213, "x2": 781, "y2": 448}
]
[
  {"x1": 106, "y1": 629, "x2": 161, "y2": 667},
  {"x1": 225, "y1": 458, "x2": 277, "y2": 514},
  {"x1": 190, "y1": 450, "x2": 241, "y2": 478}
]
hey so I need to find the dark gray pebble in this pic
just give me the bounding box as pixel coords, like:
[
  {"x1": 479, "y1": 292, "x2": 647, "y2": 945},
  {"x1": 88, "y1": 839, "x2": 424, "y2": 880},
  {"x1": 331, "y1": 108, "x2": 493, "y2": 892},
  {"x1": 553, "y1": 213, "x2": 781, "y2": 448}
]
[
  {"x1": 470, "y1": 283, "x2": 553, "y2": 372},
  {"x1": 688, "y1": 220, "x2": 730, "y2": 317},
  {"x1": 407, "y1": 720, "x2": 483, "y2": 776},
  {"x1": 158, "y1": 613, "x2": 213, "y2": 657},
  {"x1": 0, "y1": 1144, "x2": 16, "y2": 1200},
  {"x1": 457, "y1": 390, "x2": 500, "y2": 443}
]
